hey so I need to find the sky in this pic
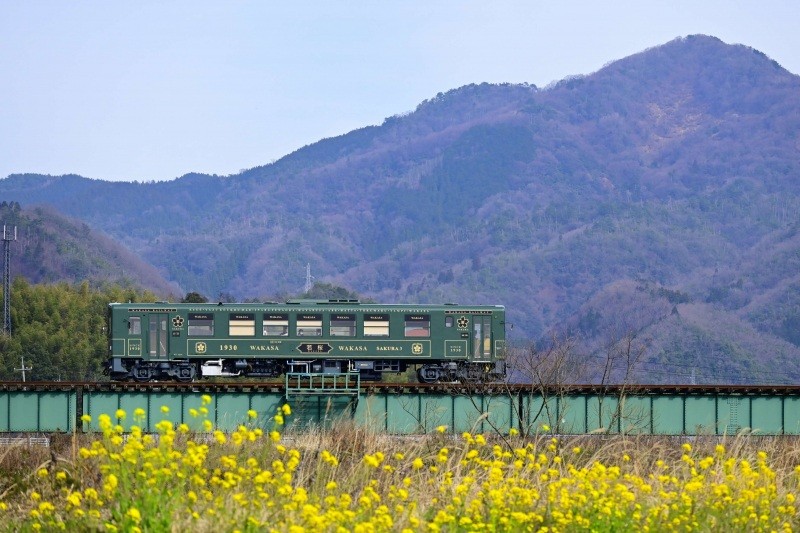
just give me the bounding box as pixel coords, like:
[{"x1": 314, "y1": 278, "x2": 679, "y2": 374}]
[{"x1": 1, "y1": 1, "x2": 798, "y2": 182}]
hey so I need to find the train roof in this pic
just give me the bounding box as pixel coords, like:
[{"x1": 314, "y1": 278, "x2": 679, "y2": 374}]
[{"x1": 108, "y1": 301, "x2": 504, "y2": 312}]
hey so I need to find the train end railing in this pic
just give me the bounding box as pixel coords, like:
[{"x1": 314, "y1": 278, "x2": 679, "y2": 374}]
[{"x1": 284, "y1": 372, "x2": 361, "y2": 400}]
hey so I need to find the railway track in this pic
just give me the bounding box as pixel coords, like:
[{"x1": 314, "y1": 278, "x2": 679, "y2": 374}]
[{"x1": 1, "y1": 380, "x2": 799, "y2": 396}]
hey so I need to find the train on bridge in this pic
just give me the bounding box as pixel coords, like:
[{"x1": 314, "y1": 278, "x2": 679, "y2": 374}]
[{"x1": 105, "y1": 300, "x2": 507, "y2": 383}]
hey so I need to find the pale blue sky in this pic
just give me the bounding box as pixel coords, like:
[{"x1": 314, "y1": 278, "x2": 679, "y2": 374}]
[{"x1": 1, "y1": 1, "x2": 798, "y2": 182}]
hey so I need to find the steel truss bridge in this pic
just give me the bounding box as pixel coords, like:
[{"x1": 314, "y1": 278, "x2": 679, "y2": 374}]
[{"x1": 3, "y1": 377, "x2": 800, "y2": 436}]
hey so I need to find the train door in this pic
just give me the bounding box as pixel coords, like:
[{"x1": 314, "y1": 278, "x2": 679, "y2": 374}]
[
  {"x1": 146, "y1": 313, "x2": 169, "y2": 359},
  {"x1": 471, "y1": 315, "x2": 492, "y2": 362}
]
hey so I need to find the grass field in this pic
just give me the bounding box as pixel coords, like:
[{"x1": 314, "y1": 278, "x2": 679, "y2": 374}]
[{"x1": 1, "y1": 396, "x2": 799, "y2": 532}]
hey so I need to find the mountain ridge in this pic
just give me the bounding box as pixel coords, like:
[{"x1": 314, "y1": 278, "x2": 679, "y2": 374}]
[{"x1": 2, "y1": 35, "x2": 799, "y2": 382}]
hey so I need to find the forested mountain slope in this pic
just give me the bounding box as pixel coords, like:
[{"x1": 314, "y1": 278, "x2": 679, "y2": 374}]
[
  {"x1": 0, "y1": 202, "x2": 178, "y2": 295},
  {"x1": 2, "y1": 35, "x2": 799, "y2": 383}
]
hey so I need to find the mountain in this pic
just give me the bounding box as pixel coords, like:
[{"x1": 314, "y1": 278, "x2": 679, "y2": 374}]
[
  {"x1": 0, "y1": 201, "x2": 179, "y2": 295},
  {"x1": 1, "y1": 35, "x2": 800, "y2": 383}
]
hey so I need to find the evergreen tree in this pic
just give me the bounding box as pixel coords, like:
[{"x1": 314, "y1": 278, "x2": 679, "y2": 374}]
[{"x1": 0, "y1": 280, "x2": 158, "y2": 381}]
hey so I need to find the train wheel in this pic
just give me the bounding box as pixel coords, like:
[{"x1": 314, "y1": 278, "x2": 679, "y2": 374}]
[
  {"x1": 417, "y1": 366, "x2": 440, "y2": 383},
  {"x1": 132, "y1": 365, "x2": 152, "y2": 382},
  {"x1": 174, "y1": 364, "x2": 196, "y2": 383},
  {"x1": 460, "y1": 365, "x2": 484, "y2": 383}
]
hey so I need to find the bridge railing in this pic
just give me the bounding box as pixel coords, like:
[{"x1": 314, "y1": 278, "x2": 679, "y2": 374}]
[{"x1": 2, "y1": 382, "x2": 800, "y2": 435}]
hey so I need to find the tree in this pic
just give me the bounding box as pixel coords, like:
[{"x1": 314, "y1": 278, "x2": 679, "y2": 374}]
[
  {"x1": 505, "y1": 334, "x2": 588, "y2": 436},
  {"x1": 182, "y1": 291, "x2": 209, "y2": 303},
  {"x1": 0, "y1": 281, "x2": 158, "y2": 381},
  {"x1": 302, "y1": 282, "x2": 361, "y2": 301}
]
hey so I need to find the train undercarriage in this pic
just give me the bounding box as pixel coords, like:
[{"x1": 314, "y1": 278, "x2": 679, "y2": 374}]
[
  {"x1": 106, "y1": 357, "x2": 506, "y2": 383},
  {"x1": 416, "y1": 361, "x2": 506, "y2": 383}
]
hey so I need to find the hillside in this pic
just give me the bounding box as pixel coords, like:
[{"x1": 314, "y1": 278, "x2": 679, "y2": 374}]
[
  {"x1": 1, "y1": 35, "x2": 799, "y2": 383},
  {"x1": 0, "y1": 202, "x2": 179, "y2": 295}
]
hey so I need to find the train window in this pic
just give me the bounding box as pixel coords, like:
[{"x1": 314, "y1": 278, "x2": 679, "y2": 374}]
[
  {"x1": 330, "y1": 314, "x2": 356, "y2": 337},
  {"x1": 445, "y1": 316, "x2": 454, "y2": 328},
  {"x1": 297, "y1": 314, "x2": 322, "y2": 337},
  {"x1": 263, "y1": 313, "x2": 289, "y2": 336},
  {"x1": 229, "y1": 313, "x2": 255, "y2": 336},
  {"x1": 188, "y1": 313, "x2": 214, "y2": 336},
  {"x1": 404, "y1": 314, "x2": 430, "y2": 337},
  {"x1": 364, "y1": 314, "x2": 390, "y2": 337},
  {"x1": 128, "y1": 317, "x2": 141, "y2": 335}
]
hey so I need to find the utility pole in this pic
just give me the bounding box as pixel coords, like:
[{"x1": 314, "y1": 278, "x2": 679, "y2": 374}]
[
  {"x1": 2, "y1": 225, "x2": 16, "y2": 336},
  {"x1": 14, "y1": 355, "x2": 31, "y2": 382}
]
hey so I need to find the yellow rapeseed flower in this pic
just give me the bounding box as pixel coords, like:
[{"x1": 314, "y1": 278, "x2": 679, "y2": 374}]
[
  {"x1": 98, "y1": 414, "x2": 112, "y2": 432},
  {"x1": 126, "y1": 508, "x2": 141, "y2": 523},
  {"x1": 321, "y1": 450, "x2": 339, "y2": 466},
  {"x1": 66, "y1": 492, "x2": 82, "y2": 508}
]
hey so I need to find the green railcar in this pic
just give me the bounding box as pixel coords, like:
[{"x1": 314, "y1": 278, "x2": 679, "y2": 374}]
[{"x1": 106, "y1": 300, "x2": 506, "y2": 382}]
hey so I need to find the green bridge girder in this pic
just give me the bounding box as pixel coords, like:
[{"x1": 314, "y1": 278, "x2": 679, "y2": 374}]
[{"x1": 1, "y1": 382, "x2": 800, "y2": 436}]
